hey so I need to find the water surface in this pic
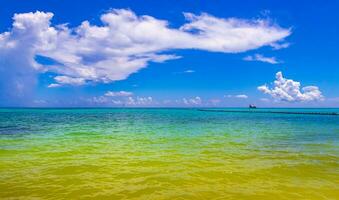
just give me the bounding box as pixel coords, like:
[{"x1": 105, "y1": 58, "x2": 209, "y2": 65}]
[{"x1": 0, "y1": 108, "x2": 338, "y2": 199}]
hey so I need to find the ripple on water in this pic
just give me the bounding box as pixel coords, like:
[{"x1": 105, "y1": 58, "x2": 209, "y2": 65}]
[{"x1": 0, "y1": 108, "x2": 338, "y2": 199}]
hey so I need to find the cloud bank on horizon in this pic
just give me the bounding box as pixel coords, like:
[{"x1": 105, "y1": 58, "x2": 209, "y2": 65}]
[
  {"x1": 0, "y1": 9, "x2": 290, "y2": 96},
  {"x1": 88, "y1": 72, "x2": 325, "y2": 107}
]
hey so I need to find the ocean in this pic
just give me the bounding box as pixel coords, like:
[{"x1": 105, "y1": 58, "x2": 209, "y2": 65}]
[{"x1": 0, "y1": 108, "x2": 338, "y2": 199}]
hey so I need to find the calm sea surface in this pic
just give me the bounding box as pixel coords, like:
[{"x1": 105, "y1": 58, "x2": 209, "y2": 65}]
[{"x1": 0, "y1": 108, "x2": 338, "y2": 199}]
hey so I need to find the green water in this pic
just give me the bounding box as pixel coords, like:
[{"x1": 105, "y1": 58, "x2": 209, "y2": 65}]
[{"x1": 0, "y1": 108, "x2": 338, "y2": 199}]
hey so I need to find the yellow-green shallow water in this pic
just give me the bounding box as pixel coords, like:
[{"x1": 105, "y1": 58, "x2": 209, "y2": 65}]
[{"x1": 0, "y1": 108, "x2": 338, "y2": 199}]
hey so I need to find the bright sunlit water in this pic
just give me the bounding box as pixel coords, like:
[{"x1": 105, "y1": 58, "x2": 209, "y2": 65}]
[{"x1": 0, "y1": 108, "x2": 338, "y2": 199}]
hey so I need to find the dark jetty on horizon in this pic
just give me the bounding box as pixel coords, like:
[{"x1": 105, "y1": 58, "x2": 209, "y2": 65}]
[{"x1": 198, "y1": 109, "x2": 339, "y2": 116}]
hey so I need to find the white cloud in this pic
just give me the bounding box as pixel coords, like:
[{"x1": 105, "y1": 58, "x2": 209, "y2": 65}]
[
  {"x1": 88, "y1": 93, "x2": 153, "y2": 106},
  {"x1": 0, "y1": 11, "x2": 54, "y2": 101},
  {"x1": 112, "y1": 100, "x2": 123, "y2": 105},
  {"x1": 0, "y1": 9, "x2": 291, "y2": 92},
  {"x1": 126, "y1": 96, "x2": 153, "y2": 106},
  {"x1": 235, "y1": 94, "x2": 248, "y2": 99},
  {"x1": 174, "y1": 69, "x2": 195, "y2": 74},
  {"x1": 243, "y1": 54, "x2": 279, "y2": 64},
  {"x1": 226, "y1": 94, "x2": 248, "y2": 99},
  {"x1": 104, "y1": 90, "x2": 133, "y2": 97},
  {"x1": 91, "y1": 96, "x2": 109, "y2": 104},
  {"x1": 51, "y1": 76, "x2": 86, "y2": 87},
  {"x1": 183, "y1": 96, "x2": 202, "y2": 105},
  {"x1": 183, "y1": 69, "x2": 195, "y2": 73},
  {"x1": 270, "y1": 42, "x2": 290, "y2": 50},
  {"x1": 47, "y1": 83, "x2": 60, "y2": 88},
  {"x1": 258, "y1": 71, "x2": 324, "y2": 102},
  {"x1": 33, "y1": 99, "x2": 47, "y2": 104}
]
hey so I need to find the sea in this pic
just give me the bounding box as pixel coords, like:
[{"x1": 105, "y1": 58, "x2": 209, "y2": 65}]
[{"x1": 0, "y1": 108, "x2": 338, "y2": 199}]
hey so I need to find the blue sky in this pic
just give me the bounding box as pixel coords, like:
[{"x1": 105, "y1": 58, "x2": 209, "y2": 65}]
[{"x1": 0, "y1": 0, "x2": 338, "y2": 107}]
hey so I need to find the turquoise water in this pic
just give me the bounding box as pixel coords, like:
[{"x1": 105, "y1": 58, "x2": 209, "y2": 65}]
[{"x1": 0, "y1": 108, "x2": 338, "y2": 199}]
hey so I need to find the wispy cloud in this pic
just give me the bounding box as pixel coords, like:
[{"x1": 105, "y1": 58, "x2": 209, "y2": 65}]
[
  {"x1": 270, "y1": 42, "x2": 290, "y2": 50},
  {"x1": 225, "y1": 94, "x2": 248, "y2": 99},
  {"x1": 174, "y1": 69, "x2": 196, "y2": 74},
  {"x1": 183, "y1": 70, "x2": 195, "y2": 73},
  {"x1": 104, "y1": 91, "x2": 133, "y2": 97},
  {"x1": 243, "y1": 54, "x2": 279, "y2": 64}
]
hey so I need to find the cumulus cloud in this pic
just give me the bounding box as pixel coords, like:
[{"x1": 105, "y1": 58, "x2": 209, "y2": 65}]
[
  {"x1": 243, "y1": 54, "x2": 279, "y2": 64},
  {"x1": 104, "y1": 90, "x2": 133, "y2": 97},
  {"x1": 0, "y1": 9, "x2": 291, "y2": 95},
  {"x1": 0, "y1": 11, "x2": 54, "y2": 103},
  {"x1": 258, "y1": 71, "x2": 324, "y2": 102}
]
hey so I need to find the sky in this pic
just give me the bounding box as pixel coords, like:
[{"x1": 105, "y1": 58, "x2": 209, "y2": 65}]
[{"x1": 0, "y1": 0, "x2": 338, "y2": 107}]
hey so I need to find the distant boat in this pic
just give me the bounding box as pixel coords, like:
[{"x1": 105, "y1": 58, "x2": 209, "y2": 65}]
[{"x1": 249, "y1": 104, "x2": 257, "y2": 109}]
